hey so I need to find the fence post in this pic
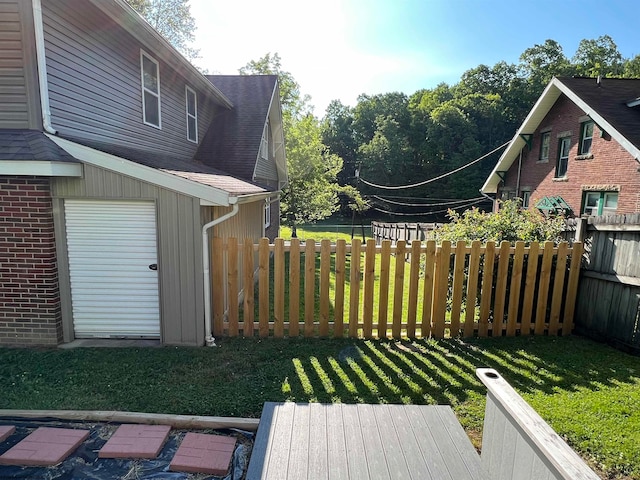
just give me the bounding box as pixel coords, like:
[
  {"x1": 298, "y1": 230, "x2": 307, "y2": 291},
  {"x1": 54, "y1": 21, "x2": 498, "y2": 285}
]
[{"x1": 574, "y1": 217, "x2": 588, "y2": 243}]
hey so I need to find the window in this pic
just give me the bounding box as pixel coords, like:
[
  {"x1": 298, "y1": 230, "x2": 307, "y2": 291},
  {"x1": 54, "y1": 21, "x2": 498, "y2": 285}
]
[
  {"x1": 583, "y1": 191, "x2": 618, "y2": 216},
  {"x1": 521, "y1": 191, "x2": 531, "y2": 208},
  {"x1": 185, "y1": 86, "x2": 198, "y2": 143},
  {"x1": 141, "y1": 51, "x2": 161, "y2": 128},
  {"x1": 539, "y1": 132, "x2": 550, "y2": 161},
  {"x1": 264, "y1": 200, "x2": 271, "y2": 228},
  {"x1": 579, "y1": 121, "x2": 594, "y2": 155},
  {"x1": 556, "y1": 137, "x2": 570, "y2": 177},
  {"x1": 260, "y1": 121, "x2": 269, "y2": 160}
]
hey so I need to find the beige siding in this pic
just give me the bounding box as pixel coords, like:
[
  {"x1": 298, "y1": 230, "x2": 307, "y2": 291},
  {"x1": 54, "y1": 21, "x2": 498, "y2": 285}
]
[
  {"x1": 52, "y1": 164, "x2": 204, "y2": 346},
  {"x1": 212, "y1": 202, "x2": 264, "y2": 241},
  {"x1": 0, "y1": 0, "x2": 41, "y2": 128}
]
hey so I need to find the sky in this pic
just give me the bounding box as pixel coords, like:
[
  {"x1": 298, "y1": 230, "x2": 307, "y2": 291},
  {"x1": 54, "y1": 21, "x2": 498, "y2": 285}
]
[{"x1": 189, "y1": 0, "x2": 640, "y2": 117}]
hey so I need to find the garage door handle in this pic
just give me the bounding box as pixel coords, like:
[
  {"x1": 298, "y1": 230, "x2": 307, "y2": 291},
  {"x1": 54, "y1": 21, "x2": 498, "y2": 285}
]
[{"x1": 149, "y1": 264, "x2": 158, "y2": 271}]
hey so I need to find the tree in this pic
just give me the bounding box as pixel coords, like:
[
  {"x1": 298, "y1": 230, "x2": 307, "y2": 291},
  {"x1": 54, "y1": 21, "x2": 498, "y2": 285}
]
[
  {"x1": 126, "y1": 0, "x2": 199, "y2": 61},
  {"x1": 240, "y1": 54, "x2": 360, "y2": 234},
  {"x1": 280, "y1": 115, "x2": 344, "y2": 237},
  {"x1": 239, "y1": 53, "x2": 311, "y2": 124},
  {"x1": 572, "y1": 35, "x2": 624, "y2": 77},
  {"x1": 519, "y1": 39, "x2": 574, "y2": 90}
]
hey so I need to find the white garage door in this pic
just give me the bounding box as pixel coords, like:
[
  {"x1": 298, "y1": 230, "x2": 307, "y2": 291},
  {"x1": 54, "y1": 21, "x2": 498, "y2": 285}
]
[{"x1": 65, "y1": 200, "x2": 160, "y2": 338}]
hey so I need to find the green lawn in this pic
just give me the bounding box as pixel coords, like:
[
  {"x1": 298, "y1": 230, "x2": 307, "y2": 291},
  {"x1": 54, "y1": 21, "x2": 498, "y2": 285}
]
[{"x1": 1, "y1": 336, "x2": 638, "y2": 479}]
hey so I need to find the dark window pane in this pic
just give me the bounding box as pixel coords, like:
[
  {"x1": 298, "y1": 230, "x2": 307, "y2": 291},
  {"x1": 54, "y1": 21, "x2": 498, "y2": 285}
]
[{"x1": 144, "y1": 92, "x2": 159, "y2": 126}]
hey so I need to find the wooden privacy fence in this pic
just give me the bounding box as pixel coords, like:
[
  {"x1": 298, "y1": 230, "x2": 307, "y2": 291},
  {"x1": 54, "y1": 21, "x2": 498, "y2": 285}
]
[{"x1": 211, "y1": 238, "x2": 583, "y2": 340}]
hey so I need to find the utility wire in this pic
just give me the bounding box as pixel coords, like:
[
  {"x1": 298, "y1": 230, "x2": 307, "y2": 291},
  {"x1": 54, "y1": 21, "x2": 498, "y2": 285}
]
[
  {"x1": 372, "y1": 198, "x2": 487, "y2": 217},
  {"x1": 358, "y1": 141, "x2": 509, "y2": 190},
  {"x1": 371, "y1": 195, "x2": 485, "y2": 207}
]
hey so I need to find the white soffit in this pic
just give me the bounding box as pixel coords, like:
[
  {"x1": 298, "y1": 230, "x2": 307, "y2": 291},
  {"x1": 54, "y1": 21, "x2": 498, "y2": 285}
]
[{"x1": 46, "y1": 135, "x2": 232, "y2": 206}]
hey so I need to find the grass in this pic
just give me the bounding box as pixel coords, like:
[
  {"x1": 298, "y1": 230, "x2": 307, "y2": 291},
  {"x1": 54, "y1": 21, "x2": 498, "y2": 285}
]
[
  {"x1": 1, "y1": 336, "x2": 639, "y2": 479},
  {"x1": 279, "y1": 225, "x2": 371, "y2": 243}
]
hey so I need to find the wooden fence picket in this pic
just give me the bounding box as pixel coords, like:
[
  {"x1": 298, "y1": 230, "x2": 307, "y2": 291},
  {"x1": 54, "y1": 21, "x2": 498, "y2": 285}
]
[{"x1": 211, "y1": 237, "x2": 583, "y2": 342}]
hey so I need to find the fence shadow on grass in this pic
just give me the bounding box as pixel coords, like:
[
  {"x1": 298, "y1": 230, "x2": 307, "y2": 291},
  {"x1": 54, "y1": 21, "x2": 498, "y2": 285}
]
[{"x1": 270, "y1": 335, "x2": 640, "y2": 407}]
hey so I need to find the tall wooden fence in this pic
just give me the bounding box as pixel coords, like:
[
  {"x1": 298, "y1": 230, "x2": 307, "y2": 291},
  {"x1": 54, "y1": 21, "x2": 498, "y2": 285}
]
[
  {"x1": 211, "y1": 238, "x2": 582, "y2": 340},
  {"x1": 575, "y1": 213, "x2": 640, "y2": 352}
]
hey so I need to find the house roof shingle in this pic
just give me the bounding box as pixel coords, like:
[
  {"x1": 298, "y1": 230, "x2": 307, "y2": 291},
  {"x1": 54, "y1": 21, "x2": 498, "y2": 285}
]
[
  {"x1": 0, "y1": 130, "x2": 79, "y2": 163},
  {"x1": 61, "y1": 136, "x2": 269, "y2": 196},
  {"x1": 557, "y1": 77, "x2": 640, "y2": 152},
  {"x1": 197, "y1": 75, "x2": 277, "y2": 181}
]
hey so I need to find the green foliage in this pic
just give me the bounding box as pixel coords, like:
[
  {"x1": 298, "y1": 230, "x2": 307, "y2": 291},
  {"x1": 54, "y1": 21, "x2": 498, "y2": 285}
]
[
  {"x1": 280, "y1": 115, "x2": 343, "y2": 235},
  {"x1": 432, "y1": 199, "x2": 565, "y2": 243},
  {"x1": 126, "y1": 0, "x2": 199, "y2": 61},
  {"x1": 2, "y1": 336, "x2": 640, "y2": 478}
]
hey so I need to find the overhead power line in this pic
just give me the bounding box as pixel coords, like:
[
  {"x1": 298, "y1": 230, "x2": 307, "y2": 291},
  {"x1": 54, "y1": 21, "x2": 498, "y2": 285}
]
[
  {"x1": 358, "y1": 141, "x2": 510, "y2": 190},
  {"x1": 372, "y1": 198, "x2": 487, "y2": 217},
  {"x1": 371, "y1": 195, "x2": 485, "y2": 208}
]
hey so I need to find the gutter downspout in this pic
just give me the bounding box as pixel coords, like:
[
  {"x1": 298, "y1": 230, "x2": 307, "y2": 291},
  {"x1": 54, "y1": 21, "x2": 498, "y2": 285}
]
[
  {"x1": 202, "y1": 201, "x2": 239, "y2": 346},
  {"x1": 32, "y1": 0, "x2": 57, "y2": 134}
]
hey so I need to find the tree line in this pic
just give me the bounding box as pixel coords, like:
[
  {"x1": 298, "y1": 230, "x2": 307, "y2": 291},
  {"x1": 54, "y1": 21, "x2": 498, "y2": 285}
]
[{"x1": 125, "y1": 3, "x2": 638, "y2": 230}]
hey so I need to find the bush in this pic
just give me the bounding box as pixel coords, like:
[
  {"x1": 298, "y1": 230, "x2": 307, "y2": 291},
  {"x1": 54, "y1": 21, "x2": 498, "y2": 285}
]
[{"x1": 431, "y1": 199, "x2": 565, "y2": 244}]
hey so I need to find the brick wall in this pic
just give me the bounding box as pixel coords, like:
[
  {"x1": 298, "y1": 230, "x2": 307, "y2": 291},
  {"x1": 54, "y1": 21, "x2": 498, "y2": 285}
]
[
  {"x1": 0, "y1": 176, "x2": 62, "y2": 345},
  {"x1": 500, "y1": 94, "x2": 640, "y2": 215}
]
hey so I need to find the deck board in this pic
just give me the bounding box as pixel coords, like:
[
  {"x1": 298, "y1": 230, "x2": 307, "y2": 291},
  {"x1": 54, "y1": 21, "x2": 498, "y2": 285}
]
[{"x1": 247, "y1": 403, "x2": 487, "y2": 480}]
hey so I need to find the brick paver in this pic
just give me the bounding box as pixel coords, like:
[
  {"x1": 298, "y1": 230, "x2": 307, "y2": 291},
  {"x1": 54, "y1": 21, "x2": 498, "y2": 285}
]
[
  {"x1": 0, "y1": 426, "x2": 16, "y2": 442},
  {"x1": 0, "y1": 427, "x2": 89, "y2": 466},
  {"x1": 98, "y1": 424, "x2": 171, "y2": 459},
  {"x1": 169, "y1": 432, "x2": 236, "y2": 475}
]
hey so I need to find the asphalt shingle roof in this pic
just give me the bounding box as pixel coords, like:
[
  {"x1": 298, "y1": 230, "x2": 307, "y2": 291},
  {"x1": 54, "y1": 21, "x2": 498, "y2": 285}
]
[
  {"x1": 197, "y1": 75, "x2": 277, "y2": 181},
  {"x1": 558, "y1": 76, "x2": 640, "y2": 151},
  {"x1": 61, "y1": 136, "x2": 269, "y2": 196},
  {"x1": 0, "y1": 130, "x2": 78, "y2": 162}
]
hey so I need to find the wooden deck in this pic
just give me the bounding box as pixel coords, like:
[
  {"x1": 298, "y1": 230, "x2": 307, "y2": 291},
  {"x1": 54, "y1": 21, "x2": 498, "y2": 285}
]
[{"x1": 246, "y1": 402, "x2": 488, "y2": 480}]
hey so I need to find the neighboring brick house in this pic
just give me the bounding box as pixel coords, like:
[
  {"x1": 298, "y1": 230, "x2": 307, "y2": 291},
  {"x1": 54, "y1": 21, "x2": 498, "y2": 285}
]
[
  {"x1": 482, "y1": 77, "x2": 640, "y2": 216},
  {"x1": 0, "y1": 0, "x2": 287, "y2": 346}
]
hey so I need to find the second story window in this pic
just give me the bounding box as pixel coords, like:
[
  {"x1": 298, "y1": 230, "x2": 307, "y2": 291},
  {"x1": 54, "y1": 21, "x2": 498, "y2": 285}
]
[
  {"x1": 141, "y1": 51, "x2": 161, "y2": 128},
  {"x1": 579, "y1": 121, "x2": 594, "y2": 155},
  {"x1": 264, "y1": 200, "x2": 271, "y2": 229},
  {"x1": 556, "y1": 137, "x2": 570, "y2": 178},
  {"x1": 539, "y1": 132, "x2": 550, "y2": 161},
  {"x1": 186, "y1": 86, "x2": 198, "y2": 143}
]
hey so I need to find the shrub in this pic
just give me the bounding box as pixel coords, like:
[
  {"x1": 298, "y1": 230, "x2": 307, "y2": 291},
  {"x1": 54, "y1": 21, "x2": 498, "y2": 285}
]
[{"x1": 431, "y1": 199, "x2": 565, "y2": 244}]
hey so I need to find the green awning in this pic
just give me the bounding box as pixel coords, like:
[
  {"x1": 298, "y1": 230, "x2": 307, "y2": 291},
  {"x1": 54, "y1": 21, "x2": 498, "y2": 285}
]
[{"x1": 536, "y1": 196, "x2": 572, "y2": 213}]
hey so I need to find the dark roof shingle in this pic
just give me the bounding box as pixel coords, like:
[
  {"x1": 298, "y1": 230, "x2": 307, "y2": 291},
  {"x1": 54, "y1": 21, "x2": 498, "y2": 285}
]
[
  {"x1": 0, "y1": 130, "x2": 78, "y2": 162},
  {"x1": 197, "y1": 75, "x2": 277, "y2": 181},
  {"x1": 61, "y1": 136, "x2": 269, "y2": 196},
  {"x1": 558, "y1": 77, "x2": 640, "y2": 151}
]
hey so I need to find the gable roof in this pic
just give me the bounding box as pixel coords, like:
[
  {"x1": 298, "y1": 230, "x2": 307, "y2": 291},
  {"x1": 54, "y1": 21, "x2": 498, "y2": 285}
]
[
  {"x1": 197, "y1": 75, "x2": 278, "y2": 181},
  {"x1": 481, "y1": 77, "x2": 640, "y2": 194}
]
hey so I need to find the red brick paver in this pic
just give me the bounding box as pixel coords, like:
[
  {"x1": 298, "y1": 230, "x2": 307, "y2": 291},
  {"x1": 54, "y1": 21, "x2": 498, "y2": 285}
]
[
  {"x1": 98, "y1": 424, "x2": 171, "y2": 459},
  {"x1": 0, "y1": 427, "x2": 89, "y2": 466},
  {"x1": 0, "y1": 426, "x2": 16, "y2": 442},
  {"x1": 170, "y1": 433, "x2": 236, "y2": 475}
]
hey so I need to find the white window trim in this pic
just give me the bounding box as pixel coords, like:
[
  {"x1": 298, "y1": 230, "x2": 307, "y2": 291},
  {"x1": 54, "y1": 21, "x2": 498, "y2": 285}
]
[
  {"x1": 539, "y1": 132, "x2": 550, "y2": 162},
  {"x1": 580, "y1": 121, "x2": 594, "y2": 155},
  {"x1": 556, "y1": 137, "x2": 570, "y2": 178},
  {"x1": 521, "y1": 190, "x2": 531, "y2": 208},
  {"x1": 185, "y1": 86, "x2": 198, "y2": 143},
  {"x1": 260, "y1": 121, "x2": 269, "y2": 160},
  {"x1": 140, "y1": 50, "x2": 161, "y2": 129},
  {"x1": 264, "y1": 200, "x2": 271, "y2": 229}
]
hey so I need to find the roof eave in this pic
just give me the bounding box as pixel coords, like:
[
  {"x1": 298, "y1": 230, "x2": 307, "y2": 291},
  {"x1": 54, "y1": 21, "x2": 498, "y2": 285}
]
[
  {"x1": 88, "y1": 0, "x2": 233, "y2": 109},
  {"x1": 47, "y1": 135, "x2": 235, "y2": 206},
  {"x1": 481, "y1": 79, "x2": 563, "y2": 193}
]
